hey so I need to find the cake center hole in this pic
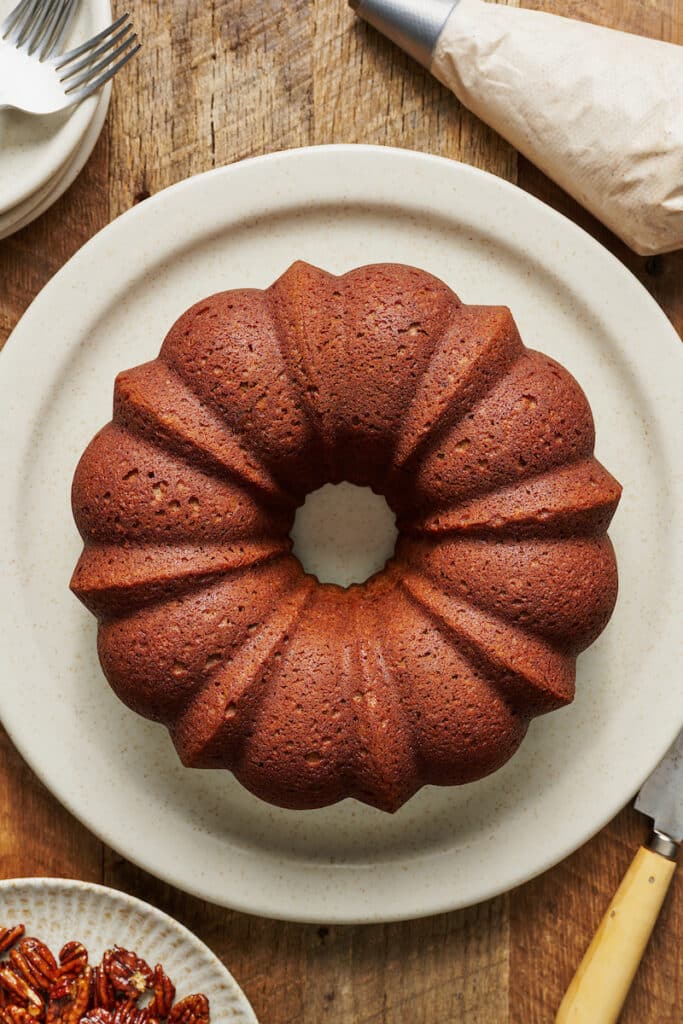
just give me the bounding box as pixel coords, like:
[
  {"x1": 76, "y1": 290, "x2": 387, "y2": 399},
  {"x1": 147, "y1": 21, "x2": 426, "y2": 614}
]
[{"x1": 291, "y1": 483, "x2": 398, "y2": 587}]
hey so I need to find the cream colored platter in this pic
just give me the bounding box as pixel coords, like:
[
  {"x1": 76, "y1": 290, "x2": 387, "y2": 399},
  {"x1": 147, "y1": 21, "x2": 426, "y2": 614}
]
[{"x1": 0, "y1": 146, "x2": 681, "y2": 922}]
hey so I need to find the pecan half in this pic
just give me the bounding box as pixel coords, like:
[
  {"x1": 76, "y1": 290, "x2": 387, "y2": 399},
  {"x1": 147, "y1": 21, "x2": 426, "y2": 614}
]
[
  {"x1": 167, "y1": 995, "x2": 209, "y2": 1024},
  {"x1": 103, "y1": 949, "x2": 152, "y2": 1001},
  {"x1": 0, "y1": 1008, "x2": 34, "y2": 1024},
  {"x1": 46, "y1": 966, "x2": 91, "y2": 1024},
  {"x1": 0, "y1": 967, "x2": 43, "y2": 1019},
  {"x1": 0, "y1": 929, "x2": 25, "y2": 956},
  {"x1": 11, "y1": 937, "x2": 58, "y2": 994},
  {"x1": 148, "y1": 966, "x2": 175, "y2": 1020},
  {"x1": 112, "y1": 1005, "x2": 157, "y2": 1024},
  {"x1": 81, "y1": 1012, "x2": 114, "y2": 1024},
  {"x1": 90, "y1": 967, "x2": 115, "y2": 1012},
  {"x1": 58, "y1": 943, "x2": 88, "y2": 979}
]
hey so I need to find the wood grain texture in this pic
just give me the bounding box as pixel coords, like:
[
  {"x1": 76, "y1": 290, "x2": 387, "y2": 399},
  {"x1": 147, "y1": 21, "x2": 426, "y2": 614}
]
[{"x1": 0, "y1": 0, "x2": 681, "y2": 1021}]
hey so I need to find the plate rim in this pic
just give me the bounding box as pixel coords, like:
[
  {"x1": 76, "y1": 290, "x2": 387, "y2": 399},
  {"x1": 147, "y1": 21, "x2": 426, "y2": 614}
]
[
  {"x1": 3, "y1": 143, "x2": 682, "y2": 357},
  {"x1": 0, "y1": 876, "x2": 258, "y2": 1022},
  {"x1": 1, "y1": 144, "x2": 682, "y2": 923}
]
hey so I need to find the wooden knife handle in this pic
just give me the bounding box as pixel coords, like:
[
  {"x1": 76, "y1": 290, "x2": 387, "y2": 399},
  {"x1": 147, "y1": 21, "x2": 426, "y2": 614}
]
[{"x1": 555, "y1": 845, "x2": 677, "y2": 1023}]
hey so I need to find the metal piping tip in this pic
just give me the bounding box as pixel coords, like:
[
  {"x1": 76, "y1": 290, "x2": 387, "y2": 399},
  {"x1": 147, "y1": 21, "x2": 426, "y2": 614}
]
[{"x1": 349, "y1": 0, "x2": 458, "y2": 69}]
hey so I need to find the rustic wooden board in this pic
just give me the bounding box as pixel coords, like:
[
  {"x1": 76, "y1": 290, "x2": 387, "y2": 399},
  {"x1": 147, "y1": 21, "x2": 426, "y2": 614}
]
[{"x1": 0, "y1": 1, "x2": 681, "y2": 1021}]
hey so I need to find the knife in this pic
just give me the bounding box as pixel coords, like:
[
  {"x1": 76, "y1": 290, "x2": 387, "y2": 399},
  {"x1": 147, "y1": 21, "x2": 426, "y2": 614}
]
[{"x1": 556, "y1": 729, "x2": 682, "y2": 1023}]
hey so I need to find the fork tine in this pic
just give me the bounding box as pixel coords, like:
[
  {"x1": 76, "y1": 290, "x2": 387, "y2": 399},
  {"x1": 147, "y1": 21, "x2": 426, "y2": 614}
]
[
  {"x1": 62, "y1": 30, "x2": 137, "y2": 92},
  {"x1": 0, "y1": 0, "x2": 31, "y2": 36},
  {"x1": 25, "y1": 0, "x2": 61, "y2": 54},
  {"x1": 68, "y1": 39, "x2": 140, "y2": 102},
  {"x1": 57, "y1": 21, "x2": 132, "y2": 79},
  {"x1": 4, "y1": 0, "x2": 41, "y2": 44},
  {"x1": 44, "y1": 0, "x2": 77, "y2": 56},
  {"x1": 53, "y1": 11, "x2": 128, "y2": 68},
  {"x1": 39, "y1": 0, "x2": 76, "y2": 58}
]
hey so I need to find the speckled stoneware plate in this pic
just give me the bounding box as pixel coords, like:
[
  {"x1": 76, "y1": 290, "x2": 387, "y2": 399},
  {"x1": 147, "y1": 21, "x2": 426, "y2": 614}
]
[
  {"x1": 0, "y1": 878, "x2": 257, "y2": 1021},
  {"x1": 0, "y1": 146, "x2": 682, "y2": 923},
  {"x1": 0, "y1": 0, "x2": 111, "y2": 216}
]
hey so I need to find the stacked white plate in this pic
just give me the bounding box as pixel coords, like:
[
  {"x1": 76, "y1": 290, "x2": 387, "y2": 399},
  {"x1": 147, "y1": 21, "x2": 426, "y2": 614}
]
[{"x1": 0, "y1": 0, "x2": 112, "y2": 240}]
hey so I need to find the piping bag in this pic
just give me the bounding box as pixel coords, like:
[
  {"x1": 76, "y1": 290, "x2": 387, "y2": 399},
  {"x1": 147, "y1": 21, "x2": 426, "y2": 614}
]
[{"x1": 350, "y1": 0, "x2": 683, "y2": 255}]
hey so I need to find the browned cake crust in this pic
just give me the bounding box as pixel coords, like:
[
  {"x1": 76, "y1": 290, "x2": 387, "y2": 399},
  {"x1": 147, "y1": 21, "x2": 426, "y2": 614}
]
[{"x1": 70, "y1": 262, "x2": 621, "y2": 812}]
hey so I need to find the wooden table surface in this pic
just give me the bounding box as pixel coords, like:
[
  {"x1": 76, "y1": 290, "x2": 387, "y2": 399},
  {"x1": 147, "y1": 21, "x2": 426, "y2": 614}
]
[{"x1": 1, "y1": 1, "x2": 682, "y2": 1021}]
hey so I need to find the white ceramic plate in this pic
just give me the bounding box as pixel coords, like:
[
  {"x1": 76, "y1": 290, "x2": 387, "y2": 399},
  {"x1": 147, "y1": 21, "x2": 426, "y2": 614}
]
[
  {"x1": 0, "y1": 0, "x2": 111, "y2": 215},
  {"x1": 0, "y1": 878, "x2": 257, "y2": 1021},
  {"x1": 0, "y1": 74, "x2": 109, "y2": 241},
  {"x1": 1, "y1": 146, "x2": 682, "y2": 924}
]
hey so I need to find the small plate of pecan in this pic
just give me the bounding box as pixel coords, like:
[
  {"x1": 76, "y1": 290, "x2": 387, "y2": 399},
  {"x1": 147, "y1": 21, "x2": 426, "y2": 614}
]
[{"x1": 0, "y1": 879, "x2": 257, "y2": 1024}]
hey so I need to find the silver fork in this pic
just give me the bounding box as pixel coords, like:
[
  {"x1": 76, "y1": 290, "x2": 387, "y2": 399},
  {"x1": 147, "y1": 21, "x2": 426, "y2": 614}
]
[{"x1": 0, "y1": 1, "x2": 140, "y2": 114}]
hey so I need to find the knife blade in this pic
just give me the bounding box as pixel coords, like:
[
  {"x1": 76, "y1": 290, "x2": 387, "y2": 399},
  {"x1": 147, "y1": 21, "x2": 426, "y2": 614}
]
[
  {"x1": 557, "y1": 727, "x2": 682, "y2": 1023},
  {"x1": 634, "y1": 729, "x2": 683, "y2": 852}
]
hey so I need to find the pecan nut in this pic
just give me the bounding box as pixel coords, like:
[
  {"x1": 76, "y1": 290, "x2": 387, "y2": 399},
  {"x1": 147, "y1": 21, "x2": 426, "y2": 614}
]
[
  {"x1": 0, "y1": 927, "x2": 208, "y2": 1023},
  {"x1": 168, "y1": 995, "x2": 209, "y2": 1024},
  {"x1": 46, "y1": 965, "x2": 91, "y2": 1024},
  {"x1": 0, "y1": 967, "x2": 43, "y2": 1019},
  {"x1": 103, "y1": 949, "x2": 152, "y2": 1001},
  {"x1": 0, "y1": 928, "x2": 25, "y2": 956},
  {"x1": 90, "y1": 966, "x2": 115, "y2": 1012},
  {"x1": 148, "y1": 966, "x2": 175, "y2": 1020},
  {"x1": 58, "y1": 943, "x2": 88, "y2": 979},
  {"x1": 112, "y1": 1005, "x2": 158, "y2": 1024},
  {"x1": 11, "y1": 937, "x2": 58, "y2": 994},
  {"x1": 0, "y1": 1008, "x2": 35, "y2": 1024}
]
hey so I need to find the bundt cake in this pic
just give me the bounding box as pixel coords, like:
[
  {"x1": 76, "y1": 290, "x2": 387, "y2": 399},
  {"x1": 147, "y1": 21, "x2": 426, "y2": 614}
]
[{"x1": 70, "y1": 261, "x2": 621, "y2": 812}]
